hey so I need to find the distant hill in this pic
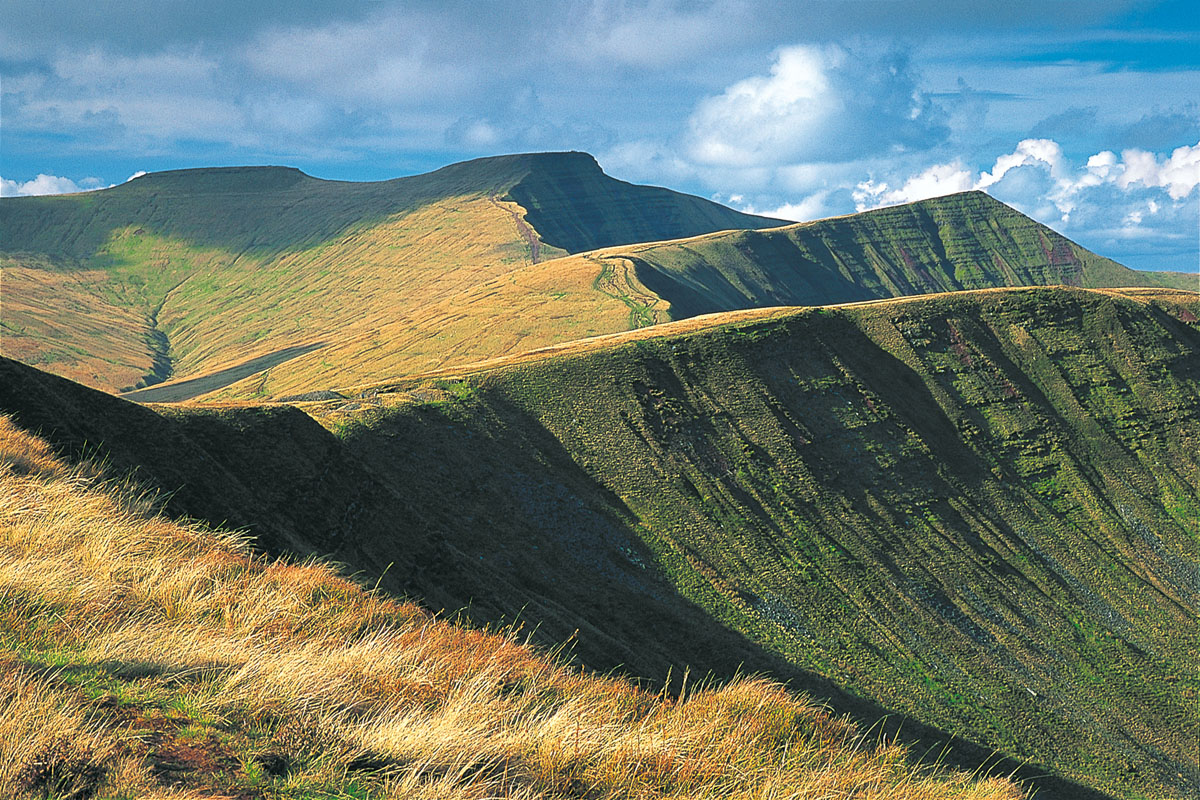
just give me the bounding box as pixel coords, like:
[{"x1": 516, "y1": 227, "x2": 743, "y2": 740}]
[
  {"x1": 3, "y1": 154, "x2": 1193, "y2": 403},
  {"x1": 593, "y1": 190, "x2": 1196, "y2": 317},
  {"x1": 4, "y1": 285, "x2": 1196, "y2": 798},
  {"x1": 0, "y1": 152, "x2": 780, "y2": 393}
]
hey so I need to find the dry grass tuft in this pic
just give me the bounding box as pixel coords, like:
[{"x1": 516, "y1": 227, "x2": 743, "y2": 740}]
[{"x1": 0, "y1": 415, "x2": 1024, "y2": 799}]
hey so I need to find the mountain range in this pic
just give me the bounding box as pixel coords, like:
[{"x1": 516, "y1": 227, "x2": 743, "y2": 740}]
[{"x1": 1, "y1": 151, "x2": 1197, "y2": 799}]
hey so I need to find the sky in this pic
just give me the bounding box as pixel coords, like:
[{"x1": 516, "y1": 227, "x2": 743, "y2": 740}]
[{"x1": 2, "y1": 0, "x2": 1198, "y2": 273}]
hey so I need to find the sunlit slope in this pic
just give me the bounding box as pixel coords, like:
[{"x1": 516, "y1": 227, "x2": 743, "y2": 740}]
[
  {"x1": 201, "y1": 249, "x2": 667, "y2": 399},
  {"x1": 594, "y1": 191, "x2": 1195, "y2": 318},
  {"x1": 4, "y1": 287, "x2": 1195, "y2": 798},
  {"x1": 0, "y1": 152, "x2": 779, "y2": 393}
]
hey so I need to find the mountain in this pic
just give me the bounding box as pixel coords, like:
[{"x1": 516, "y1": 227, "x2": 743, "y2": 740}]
[
  {"x1": 4, "y1": 285, "x2": 1196, "y2": 799},
  {"x1": 5, "y1": 153, "x2": 1193, "y2": 405},
  {"x1": 587, "y1": 190, "x2": 1196, "y2": 318},
  {"x1": 0, "y1": 152, "x2": 781, "y2": 394}
]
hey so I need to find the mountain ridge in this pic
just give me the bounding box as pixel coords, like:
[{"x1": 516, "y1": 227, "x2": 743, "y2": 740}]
[
  {"x1": 2, "y1": 152, "x2": 1193, "y2": 406},
  {"x1": 3, "y1": 285, "x2": 1196, "y2": 798},
  {"x1": 0, "y1": 151, "x2": 781, "y2": 394}
]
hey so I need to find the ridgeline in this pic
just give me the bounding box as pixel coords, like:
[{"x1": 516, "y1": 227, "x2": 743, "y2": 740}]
[{"x1": 4, "y1": 285, "x2": 1196, "y2": 798}]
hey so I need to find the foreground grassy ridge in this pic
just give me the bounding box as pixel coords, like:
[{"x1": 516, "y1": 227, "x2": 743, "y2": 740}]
[
  {"x1": 0, "y1": 153, "x2": 777, "y2": 395},
  {"x1": 315, "y1": 287, "x2": 1197, "y2": 799},
  {"x1": 0, "y1": 418, "x2": 1020, "y2": 800},
  {"x1": 596, "y1": 191, "x2": 1195, "y2": 319},
  {"x1": 1, "y1": 288, "x2": 1194, "y2": 797}
]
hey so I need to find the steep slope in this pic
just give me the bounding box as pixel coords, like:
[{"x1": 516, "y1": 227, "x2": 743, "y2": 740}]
[
  {"x1": 3, "y1": 286, "x2": 1196, "y2": 798},
  {"x1": 597, "y1": 191, "x2": 1195, "y2": 318},
  {"x1": 0, "y1": 420, "x2": 1024, "y2": 800},
  {"x1": 0, "y1": 152, "x2": 780, "y2": 393},
  {"x1": 191, "y1": 191, "x2": 1195, "y2": 402},
  {"x1": 333, "y1": 286, "x2": 1200, "y2": 800}
]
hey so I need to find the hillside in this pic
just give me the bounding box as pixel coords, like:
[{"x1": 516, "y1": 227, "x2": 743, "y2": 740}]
[
  {"x1": 177, "y1": 190, "x2": 1196, "y2": 403},
  {"x1": 3, "y1": 286, "x2": 1196, "y2": 798},
  {"x1": 0, "y1": 152, "x2": 780, "y2": 394},
  {"x1": 0, "y1": 417, "x2": 1023, "y2": 800},
  {"x1": 588, "y1": 190, "x2": 1196, "y2": 318}
]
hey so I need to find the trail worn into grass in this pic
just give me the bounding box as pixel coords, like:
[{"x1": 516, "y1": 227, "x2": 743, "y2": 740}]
[{"x1": 121, "y1": 343, "x2": 326, "y2": 403}]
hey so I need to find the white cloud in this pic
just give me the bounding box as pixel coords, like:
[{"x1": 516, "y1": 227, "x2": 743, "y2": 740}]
[
  {"x1": 0, "y1": 174, "x2": 109, "y2": 196},
  {"x1": 853, "y1": 161, "x2": 975, "y2": 211},
  {"x1": 976, "y1": 138, "x2": 1067, "y2": 189},
  {"x1": 686, "y1": 44, "x2": 947, "y2": 168},
  {"x1": 1117, "y1": 143, "x2": 1200, "y2": 200},
  {"x1": 753, "y1": 193, "x2": 831, "y2": 222}
]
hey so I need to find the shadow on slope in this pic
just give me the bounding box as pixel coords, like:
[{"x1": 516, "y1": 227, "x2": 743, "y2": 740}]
[{"x1": 0, "y1": 353, "x2": 1114, "y2": 800}]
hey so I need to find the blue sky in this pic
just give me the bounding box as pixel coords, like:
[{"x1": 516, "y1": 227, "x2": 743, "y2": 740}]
[{"x1": 2, "y1": 0, "x2": 1197, "y2": 272}]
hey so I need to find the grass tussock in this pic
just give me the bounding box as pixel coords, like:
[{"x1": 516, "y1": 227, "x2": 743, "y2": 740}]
[{"x1": 0, "y1": 415, "x2": 1022, "y2": 799}]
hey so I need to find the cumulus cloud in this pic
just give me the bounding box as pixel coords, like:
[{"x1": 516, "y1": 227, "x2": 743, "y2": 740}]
[
  {"x1": 1117, "y1": 143, "x2": 1200, "y2": 200},
  {"x1": 0, "y1": 174, "x2": 110, "y2": 196},
  {"x1": 743, "y1": 192, "x2": 841, "y2": 222},
  {"x1": 686, "y1": 44, "x2": 948, "y2": 168},
  {"x1": 853, "y1": 161, "x2": 975, "y2": 210}
]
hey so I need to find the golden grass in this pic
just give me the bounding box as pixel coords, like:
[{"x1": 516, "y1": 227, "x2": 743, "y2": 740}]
[
  {"x1": 0, "y1": 264, "x2": 156, "y2": 390},
  {"x1": 327, "y1": 286, "x2": 1188, "y2": 401},
  {"x1": 0, "y1": 415, "x2": 1023, "y2": 799}
]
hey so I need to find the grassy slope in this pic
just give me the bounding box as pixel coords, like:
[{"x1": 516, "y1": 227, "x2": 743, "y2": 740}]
[
  {"x1": 204, "y1": 191, "x2": 1197, "y2": 401},
  {"x1": 0, "y1": 418, "x2": 1023, "y2": 800},
  {"x1": 329, "y1": 286, "x2": 1200, "y2": 800},
  {"x1": 0, "y1": 153, "x2": 779, "y2": 395},
  {"x1": 2, "y1": 286, "x2": 1195, "y2": 798},
  {"x1": 596, "y1": 191, "x2": 1195, "y2": 318}
]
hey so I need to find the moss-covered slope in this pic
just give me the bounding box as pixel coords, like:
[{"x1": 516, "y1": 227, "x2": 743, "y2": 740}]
[
  {"x1": 3, "y1": 286, "x2": 1197, "y2": 798},
  {"x1": 605, "y1": 191, "x2": 1195, "y2": 317},
  {"x1": 345, "y1": 287, "x2": 1199, "y2": 799}
]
